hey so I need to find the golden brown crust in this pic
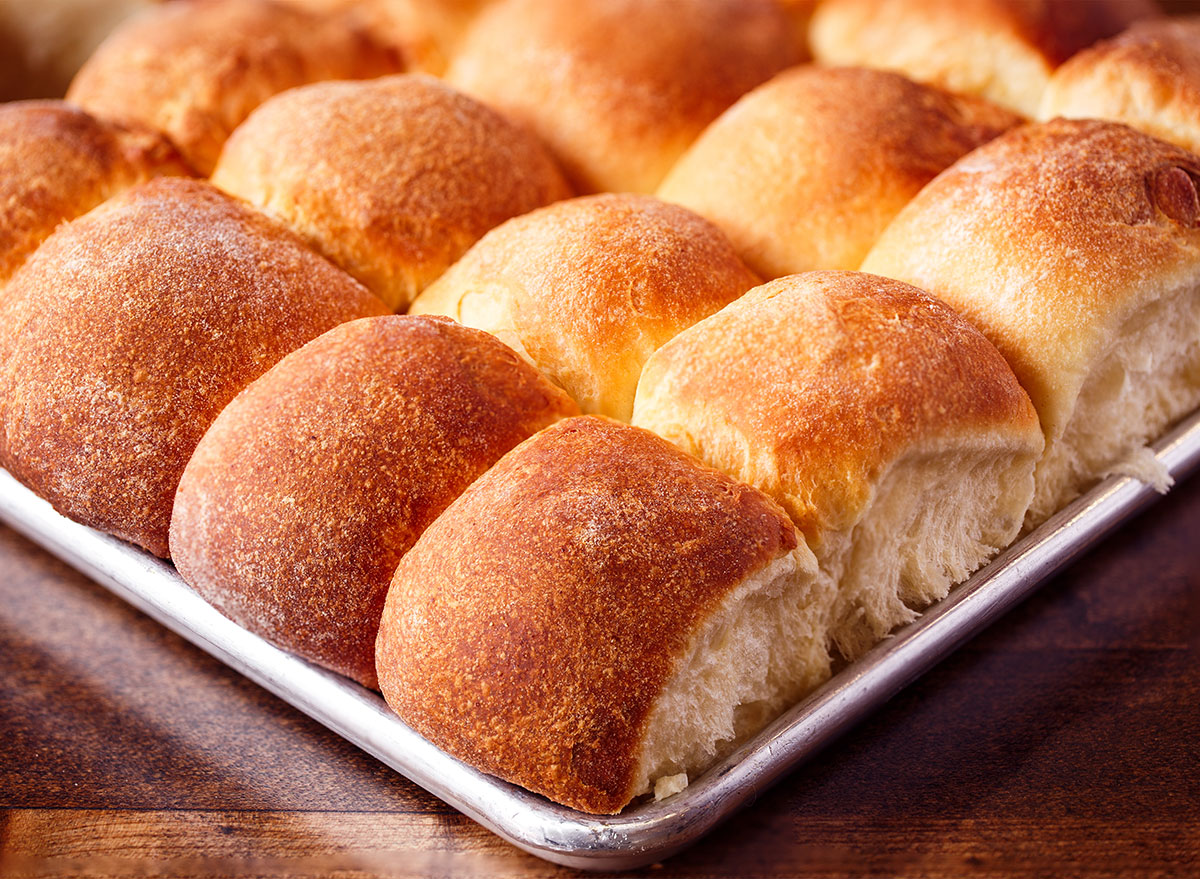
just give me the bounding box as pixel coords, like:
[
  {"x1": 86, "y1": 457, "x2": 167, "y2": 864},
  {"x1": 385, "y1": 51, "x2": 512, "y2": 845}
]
[
  {"x1": 0, "y1": 101, "x2": 189, "y2": 286},
  {"x1": 375, "y1": 416, "x2": 798, "y2": 813},
  {"x1": 171, "y1": 315, "x2": 577, "y2": 688},
  {"x1": 0, "y1": 177, "x2": 388, "y2": 558},
  {"x1": 211, "y1": 75, "x2": 571, "y2": 311},
  {"x1": 278, "y1": 0, "x2": 489, "y2": 74},
  {"x1": 1040, "y1": 17, "x2": 1200, "y2": 156},
  {"x1": 410, "y1": 193, "x2": 758, "y2": 420},
  {"x1": 658, "y1": 66, "x2": 1021, "y2": 278},
  {"x1": 446, "y1": 0, "x2": 801, "y2": 193},
  {"x1": 66, "y1": 0, "x2": 404, "y2": 175},
  {"x1": 632, "y1": 271, "x2": 1040, "y2": 538},
  {"x1": 862, "y1": 118, "x2": 1200, "y2": 447},
  {"x1": 811, "y1": 0, "x2": 1160, "y2": 115}
]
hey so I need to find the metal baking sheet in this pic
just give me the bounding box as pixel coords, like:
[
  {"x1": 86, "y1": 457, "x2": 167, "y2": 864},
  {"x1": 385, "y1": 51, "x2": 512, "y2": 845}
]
[{"x1": 3, "y1": 409, "x2": 1199, "y2": 871}]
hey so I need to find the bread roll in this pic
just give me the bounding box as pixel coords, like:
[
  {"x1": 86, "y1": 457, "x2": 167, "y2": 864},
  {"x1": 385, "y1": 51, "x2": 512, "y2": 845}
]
[
  {"x1": 1040, "y1": 17, "x2": 1200, "y2": 155},
  {"x1": 0, "y1": 0, "x2": 157, "y2": 101},
  {"x1": 410, "y1": 194, "x2": 758, "y2": 420},
  {"x1": 279, "y1": 0, "x2": 488, "y2": 74},
  {"x1": 633, "y1": 271, "x2": 1042, "y2": 658},
  {"x1": 66, "y1": 0, "x2": 403, "y2": 174},
  {"x1": 446, "y1": 0, "x2": 800, "y2": 193},
  {"x1": 657, "y1": 66, "x2": 1021, "y2": 279},
  {"x1": 0, "y1": 178, "x2": 387, "y2": 558},
  {"x1": 212, "y1": 75, "x2": 571, "y2": 311},
  {"x1": 810, "y1": 0, "x2": 1160, "y2": 116},
  {"x1": 376, "y1": 416, "x2": 835, "y2": 814},
  {"x1": 862, "y1": 119, "x2": 1200, "y2": 528},
  {"x1": 0, "y1": 101, "x2": 188, "y2": 287},
  {"x1": 171, "y1": 315, "x2": 577, "y2": 688}
]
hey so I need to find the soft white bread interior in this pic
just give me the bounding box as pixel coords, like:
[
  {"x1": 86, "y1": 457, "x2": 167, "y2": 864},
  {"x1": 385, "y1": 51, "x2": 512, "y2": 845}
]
[
  {"x1": 410, "y1": 193, "x2": 758, "y2": 420},
  {"x1": 862, "y1": 119, "x2": 1200, "y2": 528},
  {"x1": 446, "y1": 0, "x2": 800, "y2": 193},
  {"x1": 375, "y1": 416, "x2": 835, "y2": 814},
  {"x1": 633, "y1": 271, "x2": 1043, "y2": 658},
  {"x1": 213, "y1": 74, "x2": 570, "y2": 311},
  {"x1": 657, "y1": 65, "x2": 1021, "y2": 279},
  {"x1": 809, "y1": 0, "x2": 1160, "y2": 116},
  {"x1": 1039, "y1": 17, "x2": 1200, "y2": 157}
]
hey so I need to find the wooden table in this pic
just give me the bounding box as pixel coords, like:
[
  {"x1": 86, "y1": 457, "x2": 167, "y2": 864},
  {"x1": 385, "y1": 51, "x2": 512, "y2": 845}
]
[{"x1": 1, "y1": 475, "x2": 1198, "y2": 879}]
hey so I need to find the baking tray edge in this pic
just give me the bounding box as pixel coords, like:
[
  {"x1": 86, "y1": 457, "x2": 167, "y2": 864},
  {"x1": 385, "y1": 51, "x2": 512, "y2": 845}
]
[{"x1": 2, "y1": 410, "x2": 1199, "y2": 871}]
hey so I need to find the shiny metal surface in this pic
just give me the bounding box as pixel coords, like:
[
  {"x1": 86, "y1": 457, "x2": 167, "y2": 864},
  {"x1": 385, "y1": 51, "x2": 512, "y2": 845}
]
[{"x1": 3, "y1": 410, "x2": 1199, "y2": 870}]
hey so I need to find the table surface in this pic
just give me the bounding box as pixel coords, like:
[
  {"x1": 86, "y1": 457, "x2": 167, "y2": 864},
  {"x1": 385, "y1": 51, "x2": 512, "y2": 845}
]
[{"x1": 1, "y1": 474, "x2": 1198, "y2": 879}]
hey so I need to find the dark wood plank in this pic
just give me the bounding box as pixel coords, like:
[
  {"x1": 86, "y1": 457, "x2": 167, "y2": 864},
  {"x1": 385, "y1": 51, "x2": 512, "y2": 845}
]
[{"x1": 1, "y1": 470, "x2": 1198, "y2": 876}]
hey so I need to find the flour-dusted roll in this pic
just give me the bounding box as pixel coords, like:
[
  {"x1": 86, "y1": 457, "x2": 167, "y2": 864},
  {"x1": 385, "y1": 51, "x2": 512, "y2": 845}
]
[
  {"x1": 376, "y1": 416, "x2": 835, "y2": 814},
  {"x1": 280, "y1": 0, "x2": 487, "y2": 74},
  {"x1": 657, "y1": 66, "x2": 1020, "y2": 279},
  {"x1": 0, "y1": 177, "x2": 387, "y2": 558},
  {"x1": 810, "y1": 0, "x2": 1160, "y2": 116},
  {"x1": 633, "y1": 272, "x2": 1042, "y2": 659},
  {"x1": 212, "y1": 75, "x2": 570, "y2": 312},
  {"x1": 0, "y1": 101, "x2": 188, "y2": 287},
  {"x1": 171, "y1": 315, "x2": 577, "y2": 688},
  {"x1": 410, "y1": 194, "x2": 758, "y2": 420},
  {"x1": 66, "y1": 0, "x2": 403, "y2": 174},
  {"x1": 862, "y1": 119, "x2": 1200, "y2": 529},
  {"x1": 446, "y1": 0, "x2": 800, "y2": 193},
  {"x1": 1040, "y1": 17, "x2": 1200, "y2": 155}
]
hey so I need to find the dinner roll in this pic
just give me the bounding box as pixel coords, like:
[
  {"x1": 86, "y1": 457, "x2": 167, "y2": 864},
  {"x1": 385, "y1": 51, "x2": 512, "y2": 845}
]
[
  {"x1": 0, "y1": 101, "x2": 188, "y2": 287},
  {"x1": 376, "y1": 416, "x2": 835, "y2": 814},
  {"x1": 280, "y1": 0, "x2": 487, "y2": 73},
  {"x1": 633, "y1": 272, "x2": 1042, "y2": 659},
  {"x1": 66, "y1": 0, "x2": 403, "y2": 174},
  {"x1": 212, "y1": 75, "x2": 571, "y2": 311},
  {"x1": 410, "y1": 194, "x2": 758, "y2": 420},
  {"x1": 657, "y1": 67, "x2": 1020, "y2": 279},
  {"x1": 1040, "y1": 17, "x2": 1200, "y2": 155},
  {"x1": 171, "y1": 315, "x2": 577, "y2": 688},
  {"x1": 862, "y1": 119, "x2": 1200, "y2": 529},
  {"x1": 0, "y1": 178, "x2": 387, "y2": 558},
  {"x1": 446, "y1": 0, "x2": 800, "y2": 193},
  {"x1": 0, "y1": 0, "x2": 157, "y2": 101},
  {"x1": 810, "y1": 0, "x2": 1160, "y2": 116}
]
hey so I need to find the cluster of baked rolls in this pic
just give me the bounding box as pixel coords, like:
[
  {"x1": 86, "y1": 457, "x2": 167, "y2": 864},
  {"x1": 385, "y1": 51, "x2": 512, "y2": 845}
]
[{"x1": 2, "y1": 0, "x2": 1198, "y2": 815}]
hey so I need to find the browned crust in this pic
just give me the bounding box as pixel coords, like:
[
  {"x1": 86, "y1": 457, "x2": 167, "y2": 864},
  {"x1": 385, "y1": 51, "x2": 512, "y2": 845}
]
[
  {"x1": 278, "y1": 0, "x2": 490, "y2": 74},
  {"x1": 862, "y1": 118, "x2": 1200, "y2": 446},
  {"x1": 411, "y1": 193, "x2": 758, "y2": 419},
  {"x1": 815, "y1": 0, "x2": 1159, "y2": 67},
  {"x1": 446, "y1": 0, "x2": 801, "y2": 193},
  {"x1": 375, "y1": 416, "x2": 798, "y2": 813},
  {"x1": 1041, "y1": 17, "x2": 1200, "y2": 155},
  {"x1": 0, "y1": 177, "x2": 388, "y2": 558},
  {"x1": 633, "y1": 271, "x2": 1040, "y2": 538},
  {"x1": 211, "y1": 75, "x2": 571, "y2": 311},
  {"x1": 658, "y1": 66, "x2": 1022, "y2": 277},
  {"x1": 0, "y1": 101, "x2": 189, "y2": 286},
  {"x1": 170, "y1": 315, "x2": 578, "y2": 688},
  {"x1": 66, "y1": 0, "x2": 404, "y2": 175},
  {"x1": 810, "y1": 0, "x2": 1159, "y2": 114}
]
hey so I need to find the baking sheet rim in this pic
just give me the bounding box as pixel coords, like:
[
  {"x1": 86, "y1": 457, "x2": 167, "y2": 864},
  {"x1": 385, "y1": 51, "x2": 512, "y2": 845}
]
[{"x1": 2, "y1": 410, "x2": 1199, "y2": 871}]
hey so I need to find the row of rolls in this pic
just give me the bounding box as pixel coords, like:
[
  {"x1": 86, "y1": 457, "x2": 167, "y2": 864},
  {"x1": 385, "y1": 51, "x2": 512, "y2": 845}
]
[{"x1": 3, "y1": 0, "x2": 1200, "y2": 814}]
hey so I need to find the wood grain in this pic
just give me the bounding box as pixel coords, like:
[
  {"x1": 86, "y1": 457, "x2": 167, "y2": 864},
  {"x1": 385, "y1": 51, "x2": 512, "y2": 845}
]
[{"x1": 1, "y1": 470, "x2": 1198, "y2": 877}]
